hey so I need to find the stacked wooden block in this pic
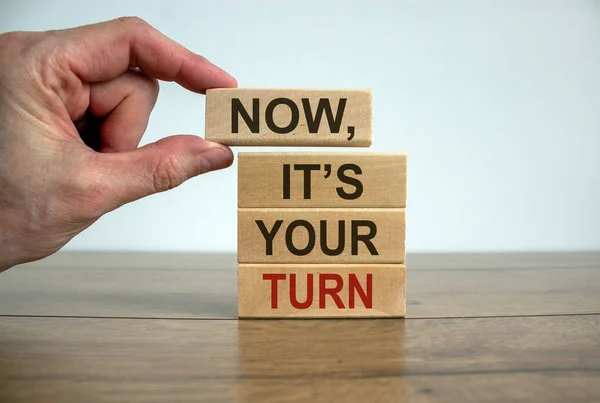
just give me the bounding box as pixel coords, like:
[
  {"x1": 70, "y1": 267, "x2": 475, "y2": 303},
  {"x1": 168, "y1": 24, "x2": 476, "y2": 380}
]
[{"x1": 206, "y1": 89, "x2": 407, "y2": 318}]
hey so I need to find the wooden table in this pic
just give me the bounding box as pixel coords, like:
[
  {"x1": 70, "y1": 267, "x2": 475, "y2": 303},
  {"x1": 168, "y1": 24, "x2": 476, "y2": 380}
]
[{"x1": 0, "y1": 252, "x2": 599, "y2": 402}]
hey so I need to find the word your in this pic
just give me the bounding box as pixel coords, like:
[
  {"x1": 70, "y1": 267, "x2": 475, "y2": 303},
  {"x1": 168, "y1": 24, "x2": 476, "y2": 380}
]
[
  {"x1": 256, "y1": 219, "x2": 379, "y2": 256},
  {"x1": 283, "y1": 163, "x2": 363, "y2": 200},
  {"x1": 262, "y1": 273, "x2": 373, "y2": 309},
  {"x1": 231, "y1": 98, "x2": 355, "y2": 140}
]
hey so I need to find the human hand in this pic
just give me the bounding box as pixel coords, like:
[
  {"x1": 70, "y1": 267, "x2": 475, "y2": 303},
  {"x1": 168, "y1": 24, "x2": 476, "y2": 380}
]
[{"x1": 0, "y1": 17, "x2": 237, "y2": 271}]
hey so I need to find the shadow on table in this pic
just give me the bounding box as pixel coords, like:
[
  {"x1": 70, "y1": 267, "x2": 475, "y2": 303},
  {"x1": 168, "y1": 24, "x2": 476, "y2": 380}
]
[{"x1": 236, "y1": 319, "x2": 406, "y2": 402}]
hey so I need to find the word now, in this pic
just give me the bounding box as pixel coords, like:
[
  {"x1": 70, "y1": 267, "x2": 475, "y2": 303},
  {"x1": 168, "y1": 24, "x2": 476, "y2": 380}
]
[
  {"x1": 237, "y1": 264, "x2": 407, "y2": 318},
  {"x1": 233, "y1": 98, "x2": 353, "y2": 138},
  {"x1": 263, "y1": 272, "x2": 372, "y2": 309},
  {"x1": 238, "y1": 153, "x2": 407, "y2": 208},
  {"x1": 205, "y1": 89, "x2": 372, "y2": 146}
]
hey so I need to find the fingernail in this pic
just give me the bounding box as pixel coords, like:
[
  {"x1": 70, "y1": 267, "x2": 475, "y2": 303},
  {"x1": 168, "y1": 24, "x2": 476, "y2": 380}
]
[
  {"x1": 199, "y1": 147, "x2": 234, "y2": 174},
  {"x1": 206, "y1": 140, "x2": 230, "y2": 150}
]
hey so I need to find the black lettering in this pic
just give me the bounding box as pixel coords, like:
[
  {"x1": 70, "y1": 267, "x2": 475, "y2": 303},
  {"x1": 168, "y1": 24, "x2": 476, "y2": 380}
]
[
  {"x1": 320, "y1": 220, "x2": 345, "y2": 256},
  {"x1": 286, "y1": 220, "x2": 315, "y2": 256},
  {"x1": 302, "y1": 98, "x2": 347, "y2": 133},
  {"x1": 256, "y1": 220, "x2": 283, "y2": 255},
  {"x1": 347, "y1": 126, "x2": 355, "y2": 141},
  {"x1": 294, "y1": 164, "x2": 320, "y2": 199},
  {"x1": 265, "y1": 98, "x2": 299, "y2": 134},
  {"x1": 232, "y1": 98, "x2": 259, "y2": 133},
  {"x1": 336, "y1": 163, "x2": 363, "y2": 200},
  {"x1": 351, "y1": 220, "x2": 378, "y2": 255},
  {"x1": 283, "y1": 164, "x2": 290, "y2": 199}
]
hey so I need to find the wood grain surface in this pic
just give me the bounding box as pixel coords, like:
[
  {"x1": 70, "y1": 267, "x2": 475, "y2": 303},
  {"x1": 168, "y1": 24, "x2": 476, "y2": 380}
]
[
  {"x1": 1, "y1": 253, "x2": 599, "y2": 319},
  {"x1": 1, "y1": 252, "x2": 599, "y2": 403},
  {"x1": 0, "y1": 315, "x2": 598, "y2": 403},
  {"x1": 237, "y1": 152, "x2": 407, "y2": 208}
]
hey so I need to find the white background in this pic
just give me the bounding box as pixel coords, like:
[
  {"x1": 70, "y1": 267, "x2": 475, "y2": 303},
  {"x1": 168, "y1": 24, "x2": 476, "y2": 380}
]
[{"x1": 2, "y1": 0, "x2": 599, "y2": 253}]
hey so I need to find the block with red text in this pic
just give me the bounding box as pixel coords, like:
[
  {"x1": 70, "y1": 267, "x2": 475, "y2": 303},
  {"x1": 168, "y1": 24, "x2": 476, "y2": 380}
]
[{"x1": 238, "y1": 264, "x2": 406, "y2": 318}]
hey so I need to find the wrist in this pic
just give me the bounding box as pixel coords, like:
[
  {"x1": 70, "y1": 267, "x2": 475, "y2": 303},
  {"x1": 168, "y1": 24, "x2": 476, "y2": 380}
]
[
  {"x1": 0, "y1": 240, "x2": 19, "y2": 273},
  {"x1": 0, "y1": 215, "x2": 25, "y2": 272},
  {"x1": 0, "y1": 248, "x2": 17, "y2": 273}
]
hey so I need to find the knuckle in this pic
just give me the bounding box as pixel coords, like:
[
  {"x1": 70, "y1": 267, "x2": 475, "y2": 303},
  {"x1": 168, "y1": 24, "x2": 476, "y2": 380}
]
[
  {"x1": 116, "y1": 16, "x2": 150, "y2": 31},
  {"x1": 0, "y1": 31, "x2": 23, "y2": 46},
  {"x1": 147, "y1": 76, "x2": 160, "y2": 98},
  {"x1": 145, "y1": 77, "x2": 160, "y2": 103},
  {"x1": 0, "y1": 31, "x2": 63, "y2": 88},
  {"x1": 0, "y1": 30, "x2": 48, "y2": 54},
  {"x1": 133, "y1": 72, "x2": 160, "y2": 99},
  {"x1": 152, "y1": 154, "x2": 186, "y2": 193},
  {"x1": 0, "y1": 31, "x2": 33, "y2": 66},
  {"x1": 0, "y1": 30, "x2": 36, "y2": 47}
]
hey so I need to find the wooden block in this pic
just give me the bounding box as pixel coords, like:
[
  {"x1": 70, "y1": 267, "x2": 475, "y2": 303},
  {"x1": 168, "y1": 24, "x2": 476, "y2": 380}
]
[
  {"x1": 205, "y1": 89, "x2": 371, "y2": 146},
  {"x1": 238, "y1": 264, "x2": 406, "y2": 318},
  {"x1": 238, "y1": 208, "x2": 405, "y2": 264},
  {"x1": 238, "y1": 152, "x2": 406, "y2": 208}
]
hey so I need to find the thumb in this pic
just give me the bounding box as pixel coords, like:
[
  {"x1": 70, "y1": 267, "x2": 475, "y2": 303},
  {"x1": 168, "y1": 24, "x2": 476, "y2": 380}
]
[{"x1": 97, "y1": 135, "x2": 233, "y2": 212}]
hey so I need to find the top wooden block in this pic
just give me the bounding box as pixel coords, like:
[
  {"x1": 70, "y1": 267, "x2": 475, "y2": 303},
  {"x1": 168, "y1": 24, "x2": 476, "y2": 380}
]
[{"x1": 205, "y1": 89, "x2": 372, "y2": 146}]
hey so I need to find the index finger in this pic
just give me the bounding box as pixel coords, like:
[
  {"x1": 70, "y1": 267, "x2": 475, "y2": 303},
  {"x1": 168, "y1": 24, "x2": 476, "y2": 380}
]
[{"x1": 56, "y1": 17, "x2": 237, "y2": 93}]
